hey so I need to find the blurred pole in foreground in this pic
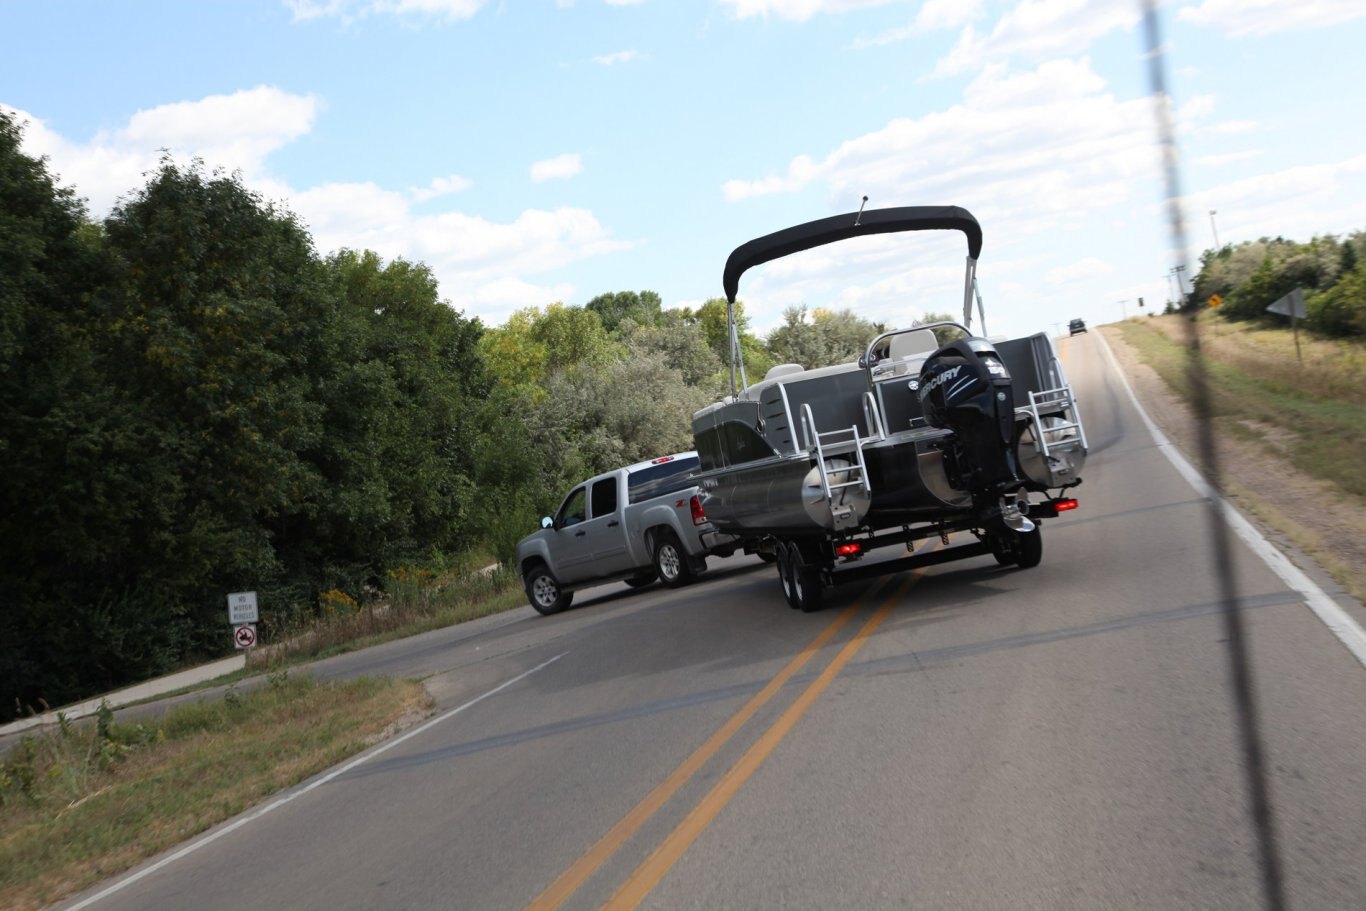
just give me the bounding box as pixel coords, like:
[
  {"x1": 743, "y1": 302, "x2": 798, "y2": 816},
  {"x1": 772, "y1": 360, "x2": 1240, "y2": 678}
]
[{"x1": 1140, "y1": 3, "x2": 1286, "y2": 909}]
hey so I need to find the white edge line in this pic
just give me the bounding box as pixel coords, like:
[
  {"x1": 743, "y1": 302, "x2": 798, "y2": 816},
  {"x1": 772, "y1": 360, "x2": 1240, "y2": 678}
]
[
  {"x1": 1095, "y1": 330, "x2": 1366, "y2": 668},
  {"x1": 62, "y1": 651, "x2": 568, "y2": 911}
]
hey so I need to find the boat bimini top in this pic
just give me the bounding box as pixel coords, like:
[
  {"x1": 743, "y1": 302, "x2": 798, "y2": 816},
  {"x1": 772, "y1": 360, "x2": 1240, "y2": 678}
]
[{"x1": 720, "y1": 204, "x2": 984, "y2": 395}]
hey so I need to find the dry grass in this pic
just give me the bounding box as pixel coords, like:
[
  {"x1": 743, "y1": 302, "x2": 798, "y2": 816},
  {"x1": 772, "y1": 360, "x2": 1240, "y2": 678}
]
[
  {"x1": 0, "y1": 673, "x2": 430, "y2": 911},
  {"x1": 249, "y1": 566, "x2": 526, "y2": 670}
]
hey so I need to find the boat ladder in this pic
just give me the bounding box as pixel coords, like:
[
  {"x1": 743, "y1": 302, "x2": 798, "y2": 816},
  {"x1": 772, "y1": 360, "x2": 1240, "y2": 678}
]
[
  {"x1": 800, "y1": 399, "x2": 878, "y2": 530},
  {"x1": 1020, "y1": 385, "x2": 1088, "y2": 460}
]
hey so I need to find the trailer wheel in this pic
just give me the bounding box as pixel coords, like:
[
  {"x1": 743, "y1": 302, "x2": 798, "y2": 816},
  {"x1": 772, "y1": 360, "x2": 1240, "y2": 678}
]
[
  {"x1": 791, "y1": 559, "x2": 825, "y2": 613},
  {"x1": 525, "y1": 565, "x2": 573, "y2": 615},
  {"x1": 655, "y1": 531, "x2": 697, "y2": 588},
  {"x1": 990, "y1": 526, "x2": 1043, "y2": 569},
  {"x1": 782, "y1": 542, "x2": 824, "y2": 613},
  {"x1": 1014, "y1": 526, "x2": 1043, "y2": 568},
  {"x1": 776, "y1": 541, "x2": 800, "y2": 609}
]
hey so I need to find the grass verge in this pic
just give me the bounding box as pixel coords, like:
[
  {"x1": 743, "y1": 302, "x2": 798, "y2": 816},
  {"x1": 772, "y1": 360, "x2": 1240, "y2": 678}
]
[
  {"x1": 1113, "y1": 314, "x2": 1366, "y2": 497},
  {"x1": 1110, "y1": 313, "x2": 1366, "y2": 603},
  {"x1": 0, "y1": 672, "x2": 430, "y2": 911}
]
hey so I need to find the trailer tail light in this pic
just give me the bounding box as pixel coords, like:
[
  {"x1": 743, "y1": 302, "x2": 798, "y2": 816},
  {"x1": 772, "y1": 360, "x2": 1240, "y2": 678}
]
[
  {"x1": 1056, "y1": 498, "x2": 1079, "y2": 512},
  {"x1": 836, "y1": 542, "x2": 862, "y2": 557},
  {"x1": 690, "y1": 495, "x2": 707, "y2": 526}
]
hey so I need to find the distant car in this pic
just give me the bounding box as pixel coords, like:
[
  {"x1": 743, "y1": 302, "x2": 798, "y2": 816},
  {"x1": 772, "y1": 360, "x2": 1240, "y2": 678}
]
[{"x1": 1068, "y1": 318, "x2": 1087, "y2": 336}]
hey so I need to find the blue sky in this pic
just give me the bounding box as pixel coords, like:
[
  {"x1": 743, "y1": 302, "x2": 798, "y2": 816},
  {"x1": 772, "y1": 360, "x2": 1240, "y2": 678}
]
[{"x1": 5, "y1": 0, "x2": 1365, "y2": 341}]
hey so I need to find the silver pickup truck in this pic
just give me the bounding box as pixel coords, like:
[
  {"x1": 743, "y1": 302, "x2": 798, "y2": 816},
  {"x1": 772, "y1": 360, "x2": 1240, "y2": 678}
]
[{"x1": 515, "y1": 452, "x2": 734, "y2": 615}]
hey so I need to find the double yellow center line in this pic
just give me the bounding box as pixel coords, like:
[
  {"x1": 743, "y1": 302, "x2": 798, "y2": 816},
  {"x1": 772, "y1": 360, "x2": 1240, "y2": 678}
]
[{"x1": 525, "y1": 571, "x2": 917, "y2": 911}]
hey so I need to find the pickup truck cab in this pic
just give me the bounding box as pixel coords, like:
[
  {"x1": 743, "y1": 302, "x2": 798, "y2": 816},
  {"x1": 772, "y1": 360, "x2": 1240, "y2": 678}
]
[{"x1": 515, "y1": 452, "x2": 734, "y2": 615}]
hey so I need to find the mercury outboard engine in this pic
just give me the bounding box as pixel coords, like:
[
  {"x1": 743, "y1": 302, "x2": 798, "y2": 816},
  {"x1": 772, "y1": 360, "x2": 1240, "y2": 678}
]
[{"x1": 916, "y1": 337, "x2": 1023, "y2": 503}]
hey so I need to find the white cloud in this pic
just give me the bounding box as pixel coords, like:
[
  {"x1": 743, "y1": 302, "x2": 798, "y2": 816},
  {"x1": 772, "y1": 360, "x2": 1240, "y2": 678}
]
[
  {"x1": 468, "y1": 276, "x2": 577, "y2": 324},
  {"x1": 4, "y1": 87, "x2": 321, "y2": 215},
  {"x1": 1178, "y1": 0, "x2": 1366, "y2": 38},
  {"x1": 726, "y1": 57, "x2": 1151, "y2": 224},
  {"x1": 722, "y1": 154, "x2": 820, "y2": 200},
  {"x1": 593, "y1": 50, "x2": 640, "y2": 65},
  {"x1": 285, "y1": 0, "x2": 488, "y2": 22},
  {"x1": 854, "y1": 0, "x2": 984, "y2": 48},
  {"x1": 719, "y1": 57, "x2": 1166, "y2": 330},
  {"x1": 1181, "y1": 154, "x2": 1366, "y2": 245},
  {"x1": 1047, "y1": 256, "x2": 1113, "y2": 284},
  {"x1": 8, "y1": 93, "x2": 636, "y2": 328},
  {"x1": 410, "y1": 174, "x2": 473, "y2": 202},
  {"x1": 931, "y1": 0, "x2": 1139, "y2": 77},
  {"x1": 531, "y1": 153, "x2": 584, "y2": 182},
  {"x1": 719, "y1": 0, "x2": 899, "y2": 23}
]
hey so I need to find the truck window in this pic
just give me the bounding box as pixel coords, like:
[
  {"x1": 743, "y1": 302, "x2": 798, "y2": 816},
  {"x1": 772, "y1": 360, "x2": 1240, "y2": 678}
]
[
  {"x1": 628, "y1": 456, "x2": 701, "y2": 503},
  {"x1": 590, "y1": 477, "x2": 618, "y2": 519},
  {"x1": 557, "y1": 487, "x2": 587, "y2": 527}
]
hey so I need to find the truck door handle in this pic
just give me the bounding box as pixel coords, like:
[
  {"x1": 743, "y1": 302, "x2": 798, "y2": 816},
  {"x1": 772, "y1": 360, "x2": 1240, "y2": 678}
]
[
  {"x1": 575, "y1": 531, "x2": 586, "y2": 537},
  {"x1": 607, "y1": 520, "x2": 620, "y2": 527}
]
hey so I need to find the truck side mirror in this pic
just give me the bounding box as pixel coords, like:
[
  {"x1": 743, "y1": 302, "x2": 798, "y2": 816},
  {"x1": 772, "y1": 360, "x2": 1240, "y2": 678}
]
[{"x1": 541, "y1": 516, "x2": 553, "y2": 529}]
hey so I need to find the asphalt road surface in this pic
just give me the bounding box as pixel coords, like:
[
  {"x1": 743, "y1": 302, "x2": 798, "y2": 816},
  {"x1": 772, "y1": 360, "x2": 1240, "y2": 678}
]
[{"x1": 56, "y1": 332, "x2": 1366, "y2": 911}]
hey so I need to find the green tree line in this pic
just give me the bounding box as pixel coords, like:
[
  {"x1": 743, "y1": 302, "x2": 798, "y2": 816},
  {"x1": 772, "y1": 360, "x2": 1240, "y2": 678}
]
[
  {"x1": 1190, "y1": 231, "x2": 1366, "y2": 336},
  {"x1": 1, "y1": 111, "x2": 926, "y2": 720}
]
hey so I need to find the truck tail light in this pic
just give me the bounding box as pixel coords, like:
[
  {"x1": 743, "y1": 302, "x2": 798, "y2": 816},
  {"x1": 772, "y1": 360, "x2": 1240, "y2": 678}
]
[
  {"x1": 690, "y1": 495, "x2": 707, "y2": 526},
  {"x1": 835, "y1": 542, "x2": 862, "y2": 557}
]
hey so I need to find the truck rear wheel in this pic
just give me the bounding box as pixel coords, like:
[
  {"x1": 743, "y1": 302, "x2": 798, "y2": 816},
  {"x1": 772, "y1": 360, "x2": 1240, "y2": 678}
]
[
  {"x1": 654, "y1": 531, "x2": 697, "y2": 588},
  {"x1": 525, "y1": 565, "x2": 573, "y2": 615}
]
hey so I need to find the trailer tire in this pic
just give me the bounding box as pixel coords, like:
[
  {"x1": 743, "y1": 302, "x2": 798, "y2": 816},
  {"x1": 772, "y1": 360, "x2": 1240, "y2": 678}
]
[
  {"x1": 792, "y1": 560, "x2": 825, "y2": 613},
  {"x1": 654, "y1": 531, "x2": 696, "y2": 588},
  {"x1": 525, "y1": 565, "x2": 573, "y2": 615},
  {"x1": 777, "y1": 540, "x2": 800, "y2": 609},
  {"x1": 990, "y1": 526, "x2": 1043, "y2": 569},
  {"x1": 1014, "y1": 526, "x2": 1043, "y2": 568}
]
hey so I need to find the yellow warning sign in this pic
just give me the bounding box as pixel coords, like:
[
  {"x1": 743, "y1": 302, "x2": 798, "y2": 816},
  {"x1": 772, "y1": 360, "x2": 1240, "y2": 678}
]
[{"x1": 1208, "y1": 293, "x2": 1223, "y2": 308}]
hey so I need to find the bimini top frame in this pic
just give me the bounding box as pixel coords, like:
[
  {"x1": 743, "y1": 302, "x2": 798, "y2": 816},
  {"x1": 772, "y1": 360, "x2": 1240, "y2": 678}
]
[{"x1": 720, "y1": 204, "x2": 984, "y2": 396}]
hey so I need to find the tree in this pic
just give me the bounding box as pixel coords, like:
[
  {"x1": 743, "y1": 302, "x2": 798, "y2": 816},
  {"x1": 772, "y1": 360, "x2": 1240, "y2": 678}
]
[
  {"x1": 766, "y1": 306, "x2": 885, "y2": 368},
  {"x1": 585, "y1": 290, "x2": 662, "y2": 335},
  {"x1": 1, "y1": 111, "x2": 121, "y2": 717}
]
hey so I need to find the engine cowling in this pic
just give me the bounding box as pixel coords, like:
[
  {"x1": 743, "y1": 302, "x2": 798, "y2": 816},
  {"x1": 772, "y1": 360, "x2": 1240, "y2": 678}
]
[{"x1": 916, "y1": 337, "x2": 1021, "y2": 498}]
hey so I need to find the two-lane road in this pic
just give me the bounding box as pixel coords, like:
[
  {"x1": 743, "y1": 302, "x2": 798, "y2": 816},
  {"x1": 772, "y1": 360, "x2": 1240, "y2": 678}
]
[{"x1": 59, "y1": 332, "x2": 1366, "y2": 910}]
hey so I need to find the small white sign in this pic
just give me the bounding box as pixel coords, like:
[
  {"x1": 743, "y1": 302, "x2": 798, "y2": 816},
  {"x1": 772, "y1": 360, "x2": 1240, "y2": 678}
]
[
  {"x1": 234, "y1": 624, "x2": 258, "y2": 649},
  {"x1": 227, "y1": 591, "x2": 259, "y2": 624}
]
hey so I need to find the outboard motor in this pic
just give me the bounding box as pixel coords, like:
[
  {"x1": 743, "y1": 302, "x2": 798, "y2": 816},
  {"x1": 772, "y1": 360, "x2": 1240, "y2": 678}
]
[{"x1": 916, "y1": 337, "x2": 1022, "y2": 501}]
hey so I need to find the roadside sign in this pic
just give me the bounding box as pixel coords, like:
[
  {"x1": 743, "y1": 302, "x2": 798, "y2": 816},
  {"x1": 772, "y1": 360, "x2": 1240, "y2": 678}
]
[
  {"x1": 1266, "y1": 287, "x2": 1307, "y2": 364},
  {"x1": 1208, "y1": 293, "x2": 1223, "y2": 308},
  {"x1": 1266, "y1": 287, "x2": 1306, "y2": 319},
  {"x1": 233, "y1": 624, "x2": 257, "y2": 649},
  {"x1": 227, "y1": 591, "x2": 258, "y2": 624}
]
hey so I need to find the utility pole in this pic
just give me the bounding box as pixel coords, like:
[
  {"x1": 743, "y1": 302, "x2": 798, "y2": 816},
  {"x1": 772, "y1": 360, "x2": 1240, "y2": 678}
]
[
  {"x1": 1209, "y1": 209, "x2": 1220, "y2": 250},
  {"x1": 1117, "y1": 299, "x2": 1129, "y2": 320}
]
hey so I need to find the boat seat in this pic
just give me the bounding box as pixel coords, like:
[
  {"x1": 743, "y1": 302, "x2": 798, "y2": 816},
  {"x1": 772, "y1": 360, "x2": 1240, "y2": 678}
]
[
  {"x1": 874, "y1": 328, "x2": 939, "y2": 378},
  {"x1": 764, "y1": 363, "x2": 806, "y2": 381}
]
